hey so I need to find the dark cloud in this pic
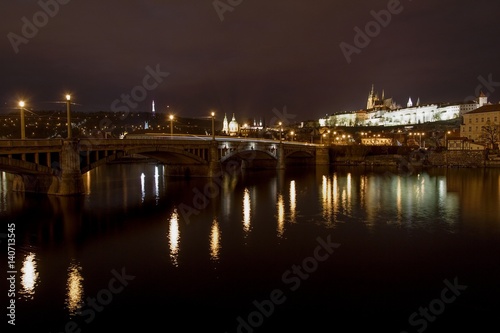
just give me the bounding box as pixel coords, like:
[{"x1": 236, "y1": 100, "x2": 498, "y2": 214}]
[{"x1": 1, "y1": 0, "x2": 500, "y2": 122}]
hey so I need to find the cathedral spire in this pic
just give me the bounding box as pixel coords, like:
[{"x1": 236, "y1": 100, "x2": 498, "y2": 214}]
[
  {"x1": 407, "y1": 97, "x2": 413, "y2": 108},
  {"x1": 367, "y1": 84, "x2": 376, "y2": 110}
]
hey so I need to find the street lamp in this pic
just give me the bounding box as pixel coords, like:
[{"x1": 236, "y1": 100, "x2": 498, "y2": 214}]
[
  {"x1": 279, "y1": 122, "x2": 282, "y2": 143},
  {"x1": 169, "y1": 114, "x2": 174, "y2": 137},
  {"x1": 211, "y1": 112, "x2": 215, "y2": 140},
  {"x1": 290, "y1": 131, "x2": 294, "y2": 141},
  {"x1": 445, "y1": 131, "x2": 451, "y2": 148},
  {"x1": 321, "y1": 133, "x2": 326, "y2": 145},
  {"x1": 66, "y1": 94, "x2": 72, "y2": 139},
  {"x1": 19, "y1": 101, "x2": 25, "y2": 139}
]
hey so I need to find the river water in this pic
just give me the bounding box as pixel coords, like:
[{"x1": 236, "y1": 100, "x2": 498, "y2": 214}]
[{"x1": 1, "y1": 164, "x2": 500, "y2": 332}]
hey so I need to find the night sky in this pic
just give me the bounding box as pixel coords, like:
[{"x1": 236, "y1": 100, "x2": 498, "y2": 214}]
[{"x1": 2, "y1": 0, "x2": 500, "y2": 122}]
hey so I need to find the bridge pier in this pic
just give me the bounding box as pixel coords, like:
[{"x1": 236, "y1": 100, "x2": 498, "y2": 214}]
[
  {"x1": 276, "y1": 143, "x2": 285, "y2": 170},
  {"x1": 10, "y1": 140, "x2": 84, "y2": 195},
  {"x1": 315, "y1": 147, "x2": 330, "y2": 165},
  {"x1": 208, "y1": 141, "x2": 222, "y2": 177},
  {"x1": 49, "y1": 139, "x2": 84, "y2": 196}
]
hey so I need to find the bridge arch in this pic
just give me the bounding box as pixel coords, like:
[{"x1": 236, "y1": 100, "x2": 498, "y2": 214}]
[
  {"x1": 220, "y1": 149, "x2": 277, "y2": 163},
  {"x1": 125, "y1": 146, "x2": 208, "y2": 165},
  {"x1": 220, "y1": 149, "x2": 278, "y2": 170},
  {"x1": 284, "y1": 150, "x2": 315, "y2": 159}
]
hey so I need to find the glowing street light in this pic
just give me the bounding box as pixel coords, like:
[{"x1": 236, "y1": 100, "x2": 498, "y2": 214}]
[
  {"x1": 19, "y1": 101, "x2": 26, "y2": 139},
  {"x1": 279, "y1": 122, "x2": 282, "y2": 143},
  {"x1": 66, "y1": 94, "x2": 72, "y2": 139},
  {"x1": 211, "y1": 111, "x2": 215, "y2": 141},
  {"x1": 169, "y1": 114, "x2": 174, "y2": 137},
  {"x1": 290, "y1": 131, "x2": 294, "y2": 141},
  {"x1": 445, "y1": 130, "x2": 451, "y2": 148}
]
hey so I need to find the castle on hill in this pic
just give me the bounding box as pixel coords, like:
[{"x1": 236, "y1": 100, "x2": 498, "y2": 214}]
[{"x1": 319, "y1": 85, "x2": 489, "y2": 127}]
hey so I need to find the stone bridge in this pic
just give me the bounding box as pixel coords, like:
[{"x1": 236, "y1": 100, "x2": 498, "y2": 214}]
[{"x1": 0, "y1": 135, "x2": 329, "y2": 195}]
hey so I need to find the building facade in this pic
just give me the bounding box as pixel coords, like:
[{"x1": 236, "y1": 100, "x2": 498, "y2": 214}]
[{"x1": 460, "y1": 104, "x2": 500, "y2": 147}]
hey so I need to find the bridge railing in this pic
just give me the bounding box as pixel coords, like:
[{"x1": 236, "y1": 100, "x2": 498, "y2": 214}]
[{"x1": 0, "y1": 139, "x2": 64, "y2": 148}]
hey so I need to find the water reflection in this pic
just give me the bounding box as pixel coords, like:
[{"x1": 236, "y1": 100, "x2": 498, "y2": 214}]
[
  {"x1": 154, "y1": 166, "x2": 160, "y2": 204},
  {"x1": 168, "y1": 209, "x2": 180, "y2": 267},
  {"x1": 320, "y1": 169, "x2": 462, "y2": 229},
  {"x1": 396, "y1": 176, "x2": 402, "y2": 223},
  {"x1": 19, "y1": 252, "x2": 39, "y2": 300},
  {"x1": 346, "y1": 173, "x2": 352, "y2": 215},
  {"x1": 277, "y1": 193, "x2": 285, "y2": 238},
  {"x1": 289, "y1": 180, "x2": 296, "y2": 223},
  {"x1": 210, "y1": 218, "x2": 221, "y2": 261},
  {"x1": 140, "y1": 173, "x2": 146, "y2": 203},
  {"x1": 243, "y1": 188, "x2": 251, "y2": 233},
  {"x1": 0, "y1": 171, "x2": 8, "y2": 212},
  {"x1": 84, "y1": 172, "x2": 91, "y2": 195},
  {"x1": 65, "y1": 261, "x2": 84, "y2": 316},
  {"x1": 321, "y1": 173, "x2": 340, "y2": 225}
]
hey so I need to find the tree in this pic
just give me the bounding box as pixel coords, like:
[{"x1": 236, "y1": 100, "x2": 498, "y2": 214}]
[{"x1": 480, "y1": 120, "x2": 499, "y2": 149}]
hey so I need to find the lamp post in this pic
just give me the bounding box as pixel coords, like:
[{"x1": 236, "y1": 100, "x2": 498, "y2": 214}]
[
  {"x1": 290, "y1": 131, "x2": 294, "y2": 141},
  {"x1": 19, "y1": 101, "x2": 25, "y2": 139},
  {"x1": 169, "y1": 114, "x2": 174, "y2": 137},
  {"x1": 445, "y1": 131, "x2": 451, "y2": 148},
  {"x1": 66, "y1": 94, "x2": 72, "y2": 139},
  {"x1": 211, "y1": 111, "x2": 215, "y2": 141},
  {"x1": 279, "y1": 122, "x2": 282, "y2": 143}
]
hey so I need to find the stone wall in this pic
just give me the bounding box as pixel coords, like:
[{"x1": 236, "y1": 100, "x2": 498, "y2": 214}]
[{"x1": 428, "y1": 150, "x2": 486, "y2": 167}]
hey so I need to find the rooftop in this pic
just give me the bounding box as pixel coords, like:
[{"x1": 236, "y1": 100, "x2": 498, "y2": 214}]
[{"x1": 466, "y1": 104, "x2": 500, "y2": 114}]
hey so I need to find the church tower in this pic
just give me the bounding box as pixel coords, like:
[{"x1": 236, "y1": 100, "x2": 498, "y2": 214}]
[
  {"x1": 478, "y1": 91, "x2": 488, "y2": 107},
  {"x1": 407, "y1": 97, "x2": 413, "y2": 108},
  {"x1": 222, "y1": 113, "x2": 229, "y2": 134},
  {"x1": 367, "y1": 84, "x2": 376, "y2": 110}
]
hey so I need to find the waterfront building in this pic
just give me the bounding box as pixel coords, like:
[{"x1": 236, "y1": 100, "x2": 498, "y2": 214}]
[
  {"x1": 447, "y1": 137, "x2": 486, "y2": 150},
  {"x1": 460, "y1": 104, "x2": 500, "y2": 147}
]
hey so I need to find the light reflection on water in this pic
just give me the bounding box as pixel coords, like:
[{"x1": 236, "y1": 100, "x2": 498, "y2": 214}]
[
  {"x1": 242, "y1": 188, "x2": 251, "y2": 234},
  {"x1": 168, "y1": 209, "x2": 180, "y2": 267},
  {"x1": 210, "y1": 218, "x2": 221, "y2": 261},
  {"x1": 3, "y1": 165, "x2": 498, "y2": 240},
  {"x1": 4, "y1": 164, "x2": 500, "y2": 332},
  {"x1": 19, "y1": 252, "x2": 39, "y2": 300},
  {"x1": 276, "y1": 193, "x2": 285, "y2": 238},
  {"x1": 65, "y1": 261, "x2": 84, "y2": 316},
  {"x1": 0, "y1": 171, "x2": 8, "y2": 212},
  {"x1": 289, "y1": 180, "x2": 296, "y2": 223}
]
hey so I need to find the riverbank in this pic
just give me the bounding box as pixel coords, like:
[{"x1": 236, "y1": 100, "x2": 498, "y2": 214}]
[{"x1": 329, "y1": 145, "x2": 500, "y2": 168}]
